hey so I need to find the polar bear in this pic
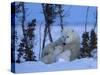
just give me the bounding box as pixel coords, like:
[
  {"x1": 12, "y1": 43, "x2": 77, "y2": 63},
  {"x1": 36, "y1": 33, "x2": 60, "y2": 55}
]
[
  {"x1": 41, "y1": 28, "x2": 80, "y2": 64},
  {"x1": 56, "y1": 50, "x2": 71, "y2": 62},
  {"x1": 41, "y1": 45, "x2": 63, "y2": 64}
]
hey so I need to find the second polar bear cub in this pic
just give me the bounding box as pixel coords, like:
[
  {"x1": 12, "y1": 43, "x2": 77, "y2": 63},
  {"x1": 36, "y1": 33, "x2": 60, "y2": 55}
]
[{"x1": 41, "y1": 28, "x2": 80, "y2": 64}]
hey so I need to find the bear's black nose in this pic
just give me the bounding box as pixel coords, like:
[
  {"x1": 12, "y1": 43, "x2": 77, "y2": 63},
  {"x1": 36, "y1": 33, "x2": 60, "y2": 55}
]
[{"x1": 63, "y1": 43, "x2": 66, "y2": 45}]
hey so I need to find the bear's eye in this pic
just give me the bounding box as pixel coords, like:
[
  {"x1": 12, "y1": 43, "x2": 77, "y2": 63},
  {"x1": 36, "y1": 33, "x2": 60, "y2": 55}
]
[{"x1": 66, "y1": 36, "x2": 69, "y2": 38}]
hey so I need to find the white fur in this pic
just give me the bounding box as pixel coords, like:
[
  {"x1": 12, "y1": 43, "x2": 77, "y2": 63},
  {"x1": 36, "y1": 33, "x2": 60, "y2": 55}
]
[
  {"x1": 57, "y1": 50, "x2": 71, "y2": 62},
  {"x1": 41, "y1": 28, "x2": 80, "y2": 64}
]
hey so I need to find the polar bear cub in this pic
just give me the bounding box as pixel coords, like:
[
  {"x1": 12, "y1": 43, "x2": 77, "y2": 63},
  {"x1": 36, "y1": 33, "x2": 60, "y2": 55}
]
[
  {"x1": 41, "y1": 46, "x2": 63, "y2": 64},
  {"x1": 56, "y1": 50, "x2": 71, "y2": 62}
]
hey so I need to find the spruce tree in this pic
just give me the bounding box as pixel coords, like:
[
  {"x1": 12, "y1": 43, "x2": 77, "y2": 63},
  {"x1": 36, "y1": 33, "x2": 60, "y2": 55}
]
[
  {"x1": 16, "y1": 19, "x2": 37, "y2": 63},
  {"x1": 24, "y1": 19, "x2": 37, "y2": 61},
  {"x1": 90, "y1": 29, "x2": 97, "y2": 51},
  {"x1": 80, "y1": 7, "x2": 91, "y2": 58},
  {"x1": 15, "y1": 2, "x2": 37, "y2": 63},
  {"x1": 81, "y1": 32, "x2": 91, "y2": 57}
]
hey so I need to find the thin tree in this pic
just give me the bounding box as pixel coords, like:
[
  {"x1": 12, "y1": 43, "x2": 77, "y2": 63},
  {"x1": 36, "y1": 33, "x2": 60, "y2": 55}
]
[
  {"x1": 39, "y1": 22, "x2": 42, "y2": 60},
  {"x1": 42, "y1": 4, "x2": 55, "y2": 50},
  {"x1": 85, "y1": 7, "x2": 89, "y2": 32},
  {"x1": 81, "y1": 7, "x2": 90, "y2": 57},
  {"x1": 41, "y1": 4, "x2": 48, "y2": 51},
  {"x1": 16, "y1": 2, "x2": 27, "y2": 63},
  {"x1": 57, "y1": 5, "x2": 64, "y2": 30},
  {"x1": 16, "y1": 2, "x2": 36, "y2": 63},
  {"x1": 93, "y1": 8, "x2": 97, "y2": 31}
]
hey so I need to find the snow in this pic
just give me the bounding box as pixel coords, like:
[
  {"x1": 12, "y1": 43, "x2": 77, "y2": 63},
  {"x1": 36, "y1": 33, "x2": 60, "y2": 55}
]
[
  {"x1": 15, "y1": 58, "x2": 97, "y2": 73},
  {"x1": 91, "y1": 49, "x2": 97, "y2": 60},
  {"x1": 13, "y1": 3, "x2": 97, "y2": 73}
]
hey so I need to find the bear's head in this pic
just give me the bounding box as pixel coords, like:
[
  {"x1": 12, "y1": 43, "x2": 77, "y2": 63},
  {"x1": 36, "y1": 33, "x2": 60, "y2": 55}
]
[{"x1": 61, "y1": 28, "x2": 80, "y2": 44}]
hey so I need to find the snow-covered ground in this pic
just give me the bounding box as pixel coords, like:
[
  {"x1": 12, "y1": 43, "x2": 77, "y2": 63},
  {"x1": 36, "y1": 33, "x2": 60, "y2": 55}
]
[
  {"x1": 15, "y1": 58, "x2": 97, "y2": 73},
  {"x1": 13, "y1": 25, "x2": 97, "y2": 73}
]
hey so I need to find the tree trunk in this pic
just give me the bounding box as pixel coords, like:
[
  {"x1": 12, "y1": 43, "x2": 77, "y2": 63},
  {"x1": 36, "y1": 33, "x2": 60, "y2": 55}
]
[
  {"x1": 93, "y1": 8, "x2": 97, "y2": 31},
  {"x1": 58, "y1": 5, "x2": 63, "y2": 30},
  {"x1": 39, "y1": 23, "x2": 42, "y2": 60},
  {"x1": 47, "y1": 25, "x2": 53, "y2": 42},
  {"x1": 42, "y1": 4, "x2": 47, "y2": 50},
  {"x1": 41, "y1": 4, "x2": 54, "y2": 58},
  {"x1": 85, "y1": 7, "x2": 89, "y2": 32}
]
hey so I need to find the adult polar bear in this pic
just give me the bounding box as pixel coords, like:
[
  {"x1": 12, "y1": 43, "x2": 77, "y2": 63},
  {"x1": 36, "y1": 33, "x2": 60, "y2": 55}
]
[{"x1": 41, "y1": 28, "x2": 80, "y2": 64}]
